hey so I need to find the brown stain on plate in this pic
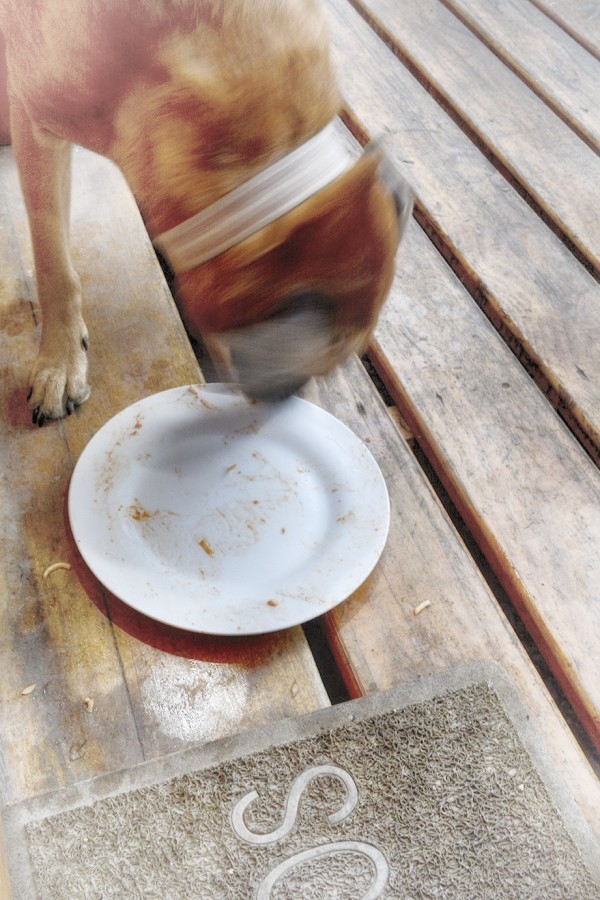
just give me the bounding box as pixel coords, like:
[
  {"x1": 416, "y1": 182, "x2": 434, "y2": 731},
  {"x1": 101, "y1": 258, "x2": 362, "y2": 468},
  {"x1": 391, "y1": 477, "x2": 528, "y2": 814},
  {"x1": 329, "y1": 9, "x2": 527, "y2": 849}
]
[
  {"x1": 129, "y1": 414, "x2": 144, "y2": 437},
  {"x1": 128, "y1": 503, "x2": 155, "y2": 521},
  {"x1": 63, "y1": 491, "x2": 279, "y2": 664},
  {"x1": 198, "y1": 538, "x2": 214, "y2": 556}
]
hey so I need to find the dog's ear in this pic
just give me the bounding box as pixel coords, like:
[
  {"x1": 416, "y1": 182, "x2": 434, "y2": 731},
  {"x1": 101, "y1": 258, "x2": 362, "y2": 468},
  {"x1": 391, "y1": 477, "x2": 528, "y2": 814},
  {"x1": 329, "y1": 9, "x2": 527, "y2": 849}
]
[{"x1": 364, "y1": 142, "x2": 414, "y2": 241}]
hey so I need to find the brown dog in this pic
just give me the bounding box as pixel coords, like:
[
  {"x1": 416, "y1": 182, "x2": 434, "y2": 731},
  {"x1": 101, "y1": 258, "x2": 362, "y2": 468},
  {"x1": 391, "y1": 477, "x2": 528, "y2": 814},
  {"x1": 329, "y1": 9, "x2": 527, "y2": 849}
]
[{"x1": 0, "y1": 0, "x2": 412, "y2": 422}]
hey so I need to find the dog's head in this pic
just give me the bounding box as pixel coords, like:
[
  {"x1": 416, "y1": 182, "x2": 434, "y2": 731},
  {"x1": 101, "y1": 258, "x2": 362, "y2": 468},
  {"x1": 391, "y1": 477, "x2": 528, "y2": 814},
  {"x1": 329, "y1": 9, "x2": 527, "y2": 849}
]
[
  {"x1": 109, "y1": 12, "x2": 412, "y2": 400},
  {"x1": 169, "y1": 146, "x2": 412, "y2": 399}
]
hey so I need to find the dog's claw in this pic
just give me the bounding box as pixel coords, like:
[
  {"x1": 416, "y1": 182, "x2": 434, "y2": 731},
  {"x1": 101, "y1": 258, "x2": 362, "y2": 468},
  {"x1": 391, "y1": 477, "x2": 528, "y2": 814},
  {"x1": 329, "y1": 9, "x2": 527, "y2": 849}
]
[
  {"x1": 82, "y1": 335, "x2": 89, "y2": 352},
  {"x1": 32, "y1": 407, "x2": 47, "y2": 427},
  {"x1": 31, "y1": 398, "x2": 79, "y2": 426}
]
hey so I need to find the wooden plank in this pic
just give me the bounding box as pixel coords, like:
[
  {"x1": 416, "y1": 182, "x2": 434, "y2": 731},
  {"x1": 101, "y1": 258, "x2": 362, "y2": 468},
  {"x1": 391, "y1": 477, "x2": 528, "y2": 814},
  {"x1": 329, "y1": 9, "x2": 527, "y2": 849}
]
[
  {"x1": 0, "y1": 815, "x2": 11, "y2": 900},
  {"x1": 442, "y1": 0, "x2": 600, "y2": 151},
  {"x1": 0, "y1": 146, "x2": 329, "y2": 807},
  {"x1": 323, "y1": 9, "x2": 600, "y2": 753},
  {"x1": 367, "y1": 218, "x2": 600, "y2": 751},
  {"x1": 529, "y1": 0, "x2": 600, "y2": 60},
  {"x1": 328, "y1": 22, "x2": 600, "y2": 752},
  {"x1": 355, "y1": 0, "x2": 600, "y2": 273},
  {"x1": 0, "y1": 154, "x2": 144, "y2": 804},
  {"x1": 324, "y1": 0, "x2": 600, "y2": 457},
  {"x1": 303, "y1": 355, "x2": 600, "y2": 845}
]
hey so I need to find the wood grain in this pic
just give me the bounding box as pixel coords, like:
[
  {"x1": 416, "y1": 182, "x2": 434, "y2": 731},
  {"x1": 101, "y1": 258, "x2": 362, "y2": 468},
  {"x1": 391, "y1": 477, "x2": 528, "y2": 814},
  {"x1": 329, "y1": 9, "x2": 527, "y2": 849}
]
[
  {"x1": 354, "y1": 0, "x2": 600, "y2": 272},
  {"x1": 0, "y1": 154, "x2": 144, "y2": 803},
  {"x1": 529, "y1": 0, "x2": 600, "y2": 59},
  {"x1": 442, "y1": 0, "x2": 600, "y2": 150},
  {"x1": 324, "y1": 4, "x2": 600, "y2": 746},
  {"x1": 0, "y1": 813, "x2": 11, "y2": 900},
  {"x1": 304, "y1": 356, "x2": 600, "y2": 843},
  {"x1": 369, "y1": 218, "x2": 600, "y2": 748},
  {"x1": 324, "y1": 0, "x2": 600, "y2": 455}
]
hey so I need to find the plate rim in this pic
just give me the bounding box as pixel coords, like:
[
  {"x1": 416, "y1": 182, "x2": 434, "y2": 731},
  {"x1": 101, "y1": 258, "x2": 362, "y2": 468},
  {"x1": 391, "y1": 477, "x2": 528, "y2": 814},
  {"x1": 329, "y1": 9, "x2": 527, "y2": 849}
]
[{"x1": 68, "y1": 384, "x2": 390, "y2": 635}]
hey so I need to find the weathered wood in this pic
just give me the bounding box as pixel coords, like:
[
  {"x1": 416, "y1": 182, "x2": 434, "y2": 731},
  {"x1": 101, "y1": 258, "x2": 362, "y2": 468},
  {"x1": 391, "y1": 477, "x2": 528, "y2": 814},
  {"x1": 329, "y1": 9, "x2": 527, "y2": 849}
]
[
  {"x1": 368, "y1": 218, "x2": 600, "y2": 749},
  {"x1": 0, "y1": 155, "x2": 144, "y2": 803},
  {"x1": 324, "y1": 8, "x2": 600, "y2": 750},
  {"x1": 0, "y1": 147, "x2": 329, "y2": 809},
  {"x1": 355, "y1": 0, "x2": 600, "y2": 273},
  {"x1": 0, "y1": 815, "x2": 11, "y2": 900},
  {"x1": 442, "y1": 0, "x2": 600, "y2": 151},
  {"x1": 304, "y1": 355, "x2": 600, "y2": 844},
  {"x1": 529, "y1": 0, "x2": 600, "y2": 60},
  {"x1": 324, "y1": 0, "x2": 600, "y2": 456}
]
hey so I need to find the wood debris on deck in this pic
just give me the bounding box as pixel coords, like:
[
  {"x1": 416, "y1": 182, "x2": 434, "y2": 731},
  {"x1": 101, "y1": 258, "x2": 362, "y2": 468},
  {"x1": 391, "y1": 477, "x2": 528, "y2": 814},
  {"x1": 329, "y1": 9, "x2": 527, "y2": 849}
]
[{"x1": 1, "y1": 0, "x2": 599, "y2": 893}]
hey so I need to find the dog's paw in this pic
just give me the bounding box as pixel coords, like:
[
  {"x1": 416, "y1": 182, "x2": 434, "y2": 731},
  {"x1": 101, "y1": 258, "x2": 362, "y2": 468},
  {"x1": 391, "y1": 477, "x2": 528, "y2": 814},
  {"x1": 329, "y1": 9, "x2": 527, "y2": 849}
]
[{"x1": 28, "y1": 328, "x2": 91, "y2": 426}]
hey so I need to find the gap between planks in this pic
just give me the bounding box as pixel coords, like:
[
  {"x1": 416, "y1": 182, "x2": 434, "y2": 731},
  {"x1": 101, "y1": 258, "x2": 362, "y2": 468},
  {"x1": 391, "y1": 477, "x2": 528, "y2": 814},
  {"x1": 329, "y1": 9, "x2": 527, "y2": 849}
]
[
  {"x1": 345, "y1": 0, "x2": 600, "y2": 283},
  {"x1": 333, "y1": 2, "x2": 600, "y2": 465},
  {"x1": 369, "y1": 335, "x2": 600, "y2": 754},
  {"x1": 528, "y1": 0, "x2": 600, "y2": 61},
  {"x1": 411, "y1": 206, "x2": 600, "y2": 469},
  {"x1": 438, "y1": 0, "x2": 600, "y2": 153},
  {"x1": 304, "y1": 356, "x2": 600, "y2": 843},
  {"x1": 326, "y1": 3, "x2": 600, "y2": 753},
  {"x1": 339, "y1": 105, "x2": 599, "y2": 469},
  {"x1": 360, "y1": 352, "x2": 600, "y2": 776}
]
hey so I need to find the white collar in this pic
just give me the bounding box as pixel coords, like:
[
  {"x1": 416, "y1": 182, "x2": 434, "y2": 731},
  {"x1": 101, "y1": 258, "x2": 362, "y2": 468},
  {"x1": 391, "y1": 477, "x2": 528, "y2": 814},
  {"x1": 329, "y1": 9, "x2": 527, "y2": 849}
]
[{"x1": 154, "y1": 121, "x2": 351, "y2": 273}]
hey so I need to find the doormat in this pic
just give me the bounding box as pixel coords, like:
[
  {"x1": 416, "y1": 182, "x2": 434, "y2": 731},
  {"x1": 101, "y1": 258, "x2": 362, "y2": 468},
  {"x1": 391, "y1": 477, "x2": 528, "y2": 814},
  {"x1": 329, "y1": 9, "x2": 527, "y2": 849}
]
[{"x1": 4, "y1": 663, "x2": 599, "y2": 899}]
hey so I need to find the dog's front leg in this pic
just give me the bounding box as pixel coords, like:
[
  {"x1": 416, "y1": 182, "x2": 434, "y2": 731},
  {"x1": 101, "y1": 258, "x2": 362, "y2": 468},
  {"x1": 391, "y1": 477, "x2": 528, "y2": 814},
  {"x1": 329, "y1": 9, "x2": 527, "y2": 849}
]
[{"x1": 11, "y1": 100, "x2": 90, "y2": 425}]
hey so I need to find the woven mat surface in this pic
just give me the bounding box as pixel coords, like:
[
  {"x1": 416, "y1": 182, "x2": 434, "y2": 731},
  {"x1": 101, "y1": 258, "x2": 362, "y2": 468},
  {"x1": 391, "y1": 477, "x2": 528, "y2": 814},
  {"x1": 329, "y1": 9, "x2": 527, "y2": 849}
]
[{"x1": 6, "y1": 665, "x2": 600, "y2": 899}]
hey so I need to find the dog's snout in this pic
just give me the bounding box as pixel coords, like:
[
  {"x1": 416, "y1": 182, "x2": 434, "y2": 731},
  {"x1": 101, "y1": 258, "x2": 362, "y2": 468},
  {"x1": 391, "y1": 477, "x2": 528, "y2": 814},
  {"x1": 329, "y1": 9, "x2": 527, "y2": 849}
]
[
  {"x1": 231, "y1": 340, "x2": 311, "y2": 402},
  {"x1": 235, "y1": 364, "x2": 309, "y2": 403},
  {"x1": 226, "y1": 293, "x2": 332, "y2": 402}
]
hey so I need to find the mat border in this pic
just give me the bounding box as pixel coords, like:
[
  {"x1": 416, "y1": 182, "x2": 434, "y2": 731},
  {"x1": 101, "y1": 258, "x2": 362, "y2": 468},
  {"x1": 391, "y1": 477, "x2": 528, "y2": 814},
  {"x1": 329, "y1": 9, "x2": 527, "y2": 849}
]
[{"x1": 4, "y1": 661, "x2": 600, "y2": 897}]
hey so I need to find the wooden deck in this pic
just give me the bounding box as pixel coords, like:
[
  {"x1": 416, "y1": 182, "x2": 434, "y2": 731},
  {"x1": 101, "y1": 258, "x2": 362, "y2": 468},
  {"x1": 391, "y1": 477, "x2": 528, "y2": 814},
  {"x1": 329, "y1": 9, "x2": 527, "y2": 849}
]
[{"x1": 1, "y1": 0, "x2": 599, "y2": 892}]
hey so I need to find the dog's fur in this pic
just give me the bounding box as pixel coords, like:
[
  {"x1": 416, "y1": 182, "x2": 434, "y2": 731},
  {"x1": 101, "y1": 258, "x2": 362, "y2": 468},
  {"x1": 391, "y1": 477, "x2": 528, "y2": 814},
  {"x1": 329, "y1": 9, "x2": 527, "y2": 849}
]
[{"x1": 0, "y1": 0, "x2": 410, "y2": 420}]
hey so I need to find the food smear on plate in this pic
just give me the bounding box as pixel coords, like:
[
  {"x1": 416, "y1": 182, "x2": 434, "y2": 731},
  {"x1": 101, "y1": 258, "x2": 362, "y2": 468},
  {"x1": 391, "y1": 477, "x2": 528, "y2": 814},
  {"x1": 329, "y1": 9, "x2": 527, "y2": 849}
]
[
  {"x1": 128, "y1": 503, "x2": 154, "y2": 521},
  {"x1": 198, "y1": 538, "x2": 215, "y2": 556}
]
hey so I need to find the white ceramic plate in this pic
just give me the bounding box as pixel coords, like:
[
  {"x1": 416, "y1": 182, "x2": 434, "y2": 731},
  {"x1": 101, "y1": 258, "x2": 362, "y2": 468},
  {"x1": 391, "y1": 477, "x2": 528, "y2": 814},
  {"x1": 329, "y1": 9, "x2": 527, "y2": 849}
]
[{"x1": 68, "y1": 384, "x2": 389, "y2": 635}]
